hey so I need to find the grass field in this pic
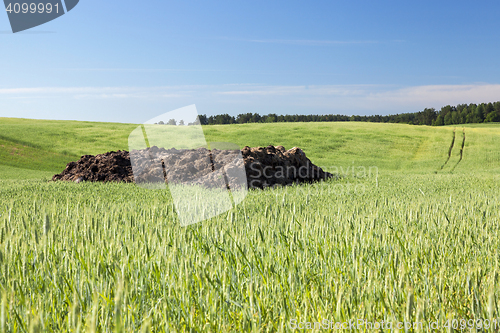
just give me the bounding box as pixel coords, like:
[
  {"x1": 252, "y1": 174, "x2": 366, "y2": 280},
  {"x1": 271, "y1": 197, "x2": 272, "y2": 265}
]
[
  {"x1": 3, "y1": 117, "x2": 500, "y2": 176},
  {"x1": 1, "y1": 117, "x2": 500, "y2": 332}
]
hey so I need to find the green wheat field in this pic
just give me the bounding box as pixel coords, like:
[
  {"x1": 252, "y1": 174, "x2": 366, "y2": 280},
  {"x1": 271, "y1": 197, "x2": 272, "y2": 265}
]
[{"x1": 1, "y1": 117, "x2": 500, "y2": 332}]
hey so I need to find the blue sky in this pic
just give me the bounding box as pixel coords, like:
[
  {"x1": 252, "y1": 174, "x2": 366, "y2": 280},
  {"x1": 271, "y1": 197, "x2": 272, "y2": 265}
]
[{"x1": 1, "y1": 0, "x2": 500, "y2": 123}]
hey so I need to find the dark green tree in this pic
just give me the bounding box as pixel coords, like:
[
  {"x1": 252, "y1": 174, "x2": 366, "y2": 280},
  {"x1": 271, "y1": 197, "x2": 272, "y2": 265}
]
[
  {"x1": 451, "y1": 111, "x2": 461, "y2": 124},
  {"x1": 475, "y1": 104, "x2": 485, "y2": 123},
  {"x1": 197, "y1": 115, "x2": 208, "y2": 125},
  {"x1": 444, "y1": 112, "x2": 453, "y2": 125},
  {"x1": 434, "y1": 114, "x2": 444, "y2": 126},
  {"x1": 484, "y1": 102, "x2": 495, "y2": 121}
]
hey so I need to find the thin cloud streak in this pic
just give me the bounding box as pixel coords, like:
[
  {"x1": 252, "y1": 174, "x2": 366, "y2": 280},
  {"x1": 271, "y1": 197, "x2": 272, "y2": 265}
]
[
  {"x1": 0, "y1": 86, "x2": 200, "y2": 98},
  {"x1": 364, "y1": 84, "x2": 500, "y2": 110},
  {"x1": 244, "y1": 39, "x2": 379, "y2": 45},
  {"x1": 218, "y1": 37, "x2": 380, "y2": 45},
  {"x1": 216, "y1": 84, "x2": 389, "y2": 96},
  {"x1": 1, "y1": 84, "x2": 499, "y2": 120},
  {"x1": 60, "y1": 68, "x2": 262, "y2": 72},
  {"x1": 218, "y1": 37, "x2": 405, "y2": 45}
]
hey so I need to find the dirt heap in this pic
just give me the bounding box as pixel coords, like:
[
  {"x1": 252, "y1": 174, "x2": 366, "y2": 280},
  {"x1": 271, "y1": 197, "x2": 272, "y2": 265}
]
[
  {"x1": 129, "y1": 146, "x2": 246, "y2": 189},
  {"x1": 52, "y1": 145, "x2": 333, "y2": 189},
  {"x1": 52, "y1": 150, "x2": 133, "y2": 184},
  {"x1": 242, "y1": 145, "x2": 332, "y2": 188}
]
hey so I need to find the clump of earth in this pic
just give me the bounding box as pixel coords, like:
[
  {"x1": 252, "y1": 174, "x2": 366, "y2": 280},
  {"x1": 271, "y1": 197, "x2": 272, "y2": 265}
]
[{"x1": 52, "y1": 145, "x2": 333, "y2": 189}]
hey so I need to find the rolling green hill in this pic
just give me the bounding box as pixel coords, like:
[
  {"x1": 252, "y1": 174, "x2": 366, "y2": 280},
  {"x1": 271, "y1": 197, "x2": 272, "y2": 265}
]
[
  {"x1": 2, "y1": 117, "x2": 500, "y2": 180},
  {"x1": 1, "y1": 117, "x2": 500, "y2": 330}
]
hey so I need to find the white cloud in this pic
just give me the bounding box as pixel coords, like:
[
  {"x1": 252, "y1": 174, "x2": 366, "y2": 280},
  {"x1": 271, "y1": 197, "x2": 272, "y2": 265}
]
[
  {"x1": 215, "y1": 84, "x2": 383, "y2": 97},
  {"x1": 0, "y1": 86, "x2": 191, "y2": 99},
  {"x1": 366, "y1": 84, "x2": 500, "y2": 107},
  {"x1": 214, "y1": 83, "x2": 500, "y2": 113},
  {"x1": 1, "y1": 83, "x2": 499, "y2": 122}
]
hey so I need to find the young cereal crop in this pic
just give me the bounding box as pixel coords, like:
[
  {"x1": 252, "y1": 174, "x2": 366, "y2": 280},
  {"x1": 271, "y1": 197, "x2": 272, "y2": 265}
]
[
  {"x1": 0, "y1": 171, "x2": 499, "y2": 331},
  {"x1": 1, "y1": 119, "x2": 500, "y2": 332}
]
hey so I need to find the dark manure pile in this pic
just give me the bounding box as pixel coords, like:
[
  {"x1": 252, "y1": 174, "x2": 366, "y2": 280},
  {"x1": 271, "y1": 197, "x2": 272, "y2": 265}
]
[{"x1": 52, "y1": 145, "x2": 333, "y2": 189}]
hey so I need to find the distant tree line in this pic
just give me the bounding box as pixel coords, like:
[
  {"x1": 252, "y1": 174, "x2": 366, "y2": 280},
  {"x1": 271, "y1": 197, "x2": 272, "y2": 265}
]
[
  {"x1": 153, "y1": 101, "x2": 500, "y2": 126},
  {"x1": 155, "y1": 118, "x2": 199, "y2": 126}
]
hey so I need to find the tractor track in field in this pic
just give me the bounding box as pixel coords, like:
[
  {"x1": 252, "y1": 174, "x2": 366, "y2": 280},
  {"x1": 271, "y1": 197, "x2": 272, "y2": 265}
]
[
  {"x1": 440, "y1": 128, "x2": 456, "y2": 170},
  {"x1": 451, "y1": 129, "x2": 465, "y2": 172}
]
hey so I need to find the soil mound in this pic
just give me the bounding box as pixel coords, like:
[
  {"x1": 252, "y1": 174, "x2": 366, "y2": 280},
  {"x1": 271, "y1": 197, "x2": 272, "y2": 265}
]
[
  {"x1": 242, "y1": 145, "x2": 333, "y2": 188},
  {"x1": 52, "y1": 150, "x2": 133, "y2": 183},
  {"x1": 52, "y1": 145, "x2": 333, "y2": 189},
  {"x1": 129, "y1": 146, "x2": 246, "y2": 189}
]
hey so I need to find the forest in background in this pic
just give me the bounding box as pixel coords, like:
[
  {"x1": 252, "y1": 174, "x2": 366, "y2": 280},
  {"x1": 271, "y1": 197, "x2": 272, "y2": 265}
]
[{"x1": 171, "y1": 101, "x2": 500, "y2": 126}]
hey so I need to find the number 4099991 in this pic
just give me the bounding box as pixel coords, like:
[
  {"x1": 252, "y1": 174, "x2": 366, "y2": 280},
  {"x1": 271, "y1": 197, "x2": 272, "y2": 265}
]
[{"x1": 6, "y1": 3, "x2": 59, "y2": 14}]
